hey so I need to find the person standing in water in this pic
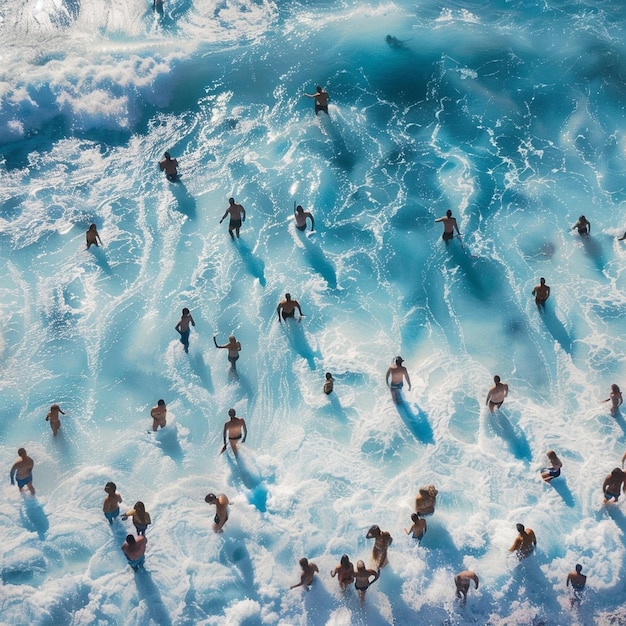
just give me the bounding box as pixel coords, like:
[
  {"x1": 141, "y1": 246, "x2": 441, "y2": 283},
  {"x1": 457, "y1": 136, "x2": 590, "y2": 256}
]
[
  {"x1": 45, "y1": 403, "x2": 66, "y2": 436},
  {"x1": 571, "y1": 215, "x2": 590, "y2": 236},
  {"x1": 532, "y1": 277, "x2": 550, "y2": 309},
  {"x1": 365, "y1": 525, "x2": 393, "y2": 569},
  {"x1": 175, "y1": 307, "x2": 196, "y2": 353},
  {"x1": 219, "y1": 197, "x2": 246, "y2": 239},
  {"x1": 221, "y1": 408, "x2": 247, "y2": 456},
  {"x1": 566, "y1": 564, "x2": 587, "y2": 608},
  {"x1": 385, "y1": 356, "x2": 411, "y2": 403},
  {"x1": 151, "y1": 399, "x2": 167, "y2": 432},
  {"x1": 602, "y1": 383, "x2": 623, "y2": 416},
  {"x1": 323, "y1": 372, "x2": 334, "y2": 395},
  {"x1": 330, "y1": 554, "x2": 355, "y2": 591},
  {"x1": 290, "y1": 557, "x2": 319, "y2": 590},
  {"x1": 485, "y1": 375, "x2": 509, "y2": 413},
  {"x1": 454, "y1": 571, "x2": 479, "y2": 607},
  {"x1": 213, "y1": 334, "x2": 241, "y2": 371},
  {"x1": 122, "y1": 501, "x2": 152, "y2": 536},
  {"x1": 103, "y1": 482, "x2": 123, "y2": 524},
  {"x1": 509, "y1": 523, "x2": 536, "y2": 560},
  {"x1": 603, "y1": 467, "x2": 626, "y2": 503},
  {"x1": 353, "y1": 560, "x2": 379, "y2": 602},
  {"x1": 276, "y1": 293, "x2": 303, "y2": 322},
  {"x1": 415, "y1": 485, "x2": 438, "y2": 515},
  {"x1": 159, "y1": 152, "x2": 178, "y2": 181},
  {"x1": 294, "y1": 205, "x2": 315, "y2": 232},
  {"x1": 435, "y1": 209, "x2": 460, "y2": 244},
  {"x1": 303, "y1": 85, "x2": 329, "y2": 115},
  {"x1": 86, "y1": 224, "x2": 103, "y2": 249},
  {"x1": 404, "y1": 512, "x2": 427, "y2": 543},
  {"x1": 204, "y1": 492, "x2": 230, "y2": 532},
  {"x1": 9, "y1": 448, "x2": 35, "y2": 495},
  {"x1": 121, "y1": 534, "x2": 147, "y2": 571},
  {"x1": 540, "y1": 450, "x2": 563, "y2": 482}
]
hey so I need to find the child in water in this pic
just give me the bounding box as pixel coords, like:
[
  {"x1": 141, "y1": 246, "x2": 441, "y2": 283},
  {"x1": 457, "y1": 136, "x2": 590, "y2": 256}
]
[{"x1": 122, "y1": 501, "x2": 151, "y2": 535}]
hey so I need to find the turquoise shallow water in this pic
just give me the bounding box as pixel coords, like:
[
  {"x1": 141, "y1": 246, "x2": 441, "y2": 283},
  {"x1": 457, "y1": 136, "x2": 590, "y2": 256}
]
[{"x1": 2, "y1": 0, "x2": 626, "y2": 624}]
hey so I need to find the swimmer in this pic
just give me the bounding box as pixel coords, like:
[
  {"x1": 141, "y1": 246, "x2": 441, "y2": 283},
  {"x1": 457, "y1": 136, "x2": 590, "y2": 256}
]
[
  {"x1": 509, "y1": 523, "x2": 536, "y2": 560},
  {"x1": 159, "y1": 151, "x2": 178, "y2": 181},
  {"x1": 294, "y1": 205, "x2": 315, "y2": 232},
  {"x1": 221, "y1": 408, "x2": 247, "y2": 456},
  {"x1": 603, "y1": 467, "x2": 626, "y2": 504},
  {"x1": 485, "y1": 375, "x2": 509, "y2": 413},
  {"x1": 103, "y1": 482, "x2": 123, "y2": 524},
  {"x1": 151, "y1": 399, "x2": 167, "y2": 432},
  {"x1": 290, "y1": 557, "x2": 319, "y2": 590},
  {"x1": 365, "y1": 525, "x2": 393, "y2": 569},
  {"x1": 532, "y1": 277, "x2": 550, "y2": 309},
  {"x1": 204, "y1": 492, "x2": 230, "y2": 532},
  {"x1": 415, "y1": 485, "x2": 437, "y2": 516},
  {"x1": 45, "y1": 403, "x2": 66, "y2": 436},
  {"x1": 404, "y1": 512, "x2": 427, "y2": 543},
  {"x1": 276, "y1": 293, "x2": 303, "y2": 322},
  {"x1": 566, "y1": 564, "x2": 586, "y2": 608},
  {"x1": 10, "y1": 448, "x2": 35, "y2": 495},
  {"x1": 602, "y1": 383, "x2": 623, "y2": 417},
  {"x1": 175, "y1": 307, "x2": 196, "y2": 353},
  {"x1": 214, "y1": 334, "x2": 241, "y2": 371},
  {"x1": 303, "y1": 85, "x2": 329, "y2": 116},
  {"x1": 121, "y1": 534, "x2": 147, "y2": 571},
  {"x1": 86, "y1": 224, "x2": 103, "y2": 249},
  {"x1": 330, "y1": 554, "x2": 355, "y2": 591},
  {"x1": 435, "y1": 209, "x2": 460, "y2": 244},
  {"x1": 219, "y1": 197, "x2": 246, "y2": 239},
  {"x1": 323, "y1": 372, "x2": 334, "y2": 395},
  {"x1": 353, "y1": 560, "x2": 379, "y2": 602},
  {"x1": 385, "y1": 356, "x2": 411, "y2": 404},
  {"x1": 455, "y1": 571, "x2": 479, "y2": 607},
  {"x1": 571, "y1": 215, "x2": 590, "y2": 236},
  {"x1": 122, "y1": 501, "x2": 151, "y2": 536},
  {"x1": 541, "y1": 450, "x2": 563, "y2": 482}
]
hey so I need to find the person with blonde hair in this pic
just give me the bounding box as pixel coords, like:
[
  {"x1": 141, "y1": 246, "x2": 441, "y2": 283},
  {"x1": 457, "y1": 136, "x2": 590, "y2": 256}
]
[
  {"x1": 86, "y1": 224, "x2": 103, "y2": 249},
  {"x1": 541, "y1": 450, "x2": 563, "y2": 482},
  {"x1": 353, "y1": 560, "x2": 379, "y2": 602},
  {"x1": 290, "y1": 557, "x2": 319, "y2": 590},
  {"x1": 214, "y1": 334, "x2": 241, "y2": 371},
  {"x1": 45, "y1": 403, "x2": 66, "y2": 436},
  {"x1": 415, "y1": 485, "x2": 438, "y2": 516}
]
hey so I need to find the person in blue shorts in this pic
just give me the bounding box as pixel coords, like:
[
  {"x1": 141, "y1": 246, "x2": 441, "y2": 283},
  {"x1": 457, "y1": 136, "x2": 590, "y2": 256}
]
[
  {"x1": 103, "y1": 482, "x2": 122, "y2": 523},
  {"x1": 122, "y1": 534, "x2": 147, "y2": 571},
  {"x1": 603, "y1": 467, "x2": 626, "y2": 503},
  {"x1": 10, "y1": 448, "x2": 35, "y2": 495},
  {"x1": 175, "y1": 307, "x2": 196, "y2": 353},
  {"x1": 385, "y1": 356, "x2": 411, "y2": 403}
]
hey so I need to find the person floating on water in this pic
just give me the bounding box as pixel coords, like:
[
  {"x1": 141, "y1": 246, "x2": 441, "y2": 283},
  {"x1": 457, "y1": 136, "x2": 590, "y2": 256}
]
[
  {"x1": 435, "y1": 209, "x2": 460, "y2": 244},
  {"x1": 330, "y1": 554, "x2": 355, "y2": 591},
  {"x1": 601, "y1": 383, "x2": 623, "y2": 417},
  {"x1": 10, "y1": 447, "x2": 35, "y2": 495},
  {"x1": 86, "y1": 224, "x2": 103, "y2": 249},
  {"x1": 204, "y1": 492, "x2": 230, "y2": 533},
  {"x1": 603, "y1": 467, "x2": 626, "y2": 504},
  {"x1": 532, "y1": 277, "x2": 550, "y2": 309},
  {"x1": 454, "y1": 570, "x2": 479, "y2": 607},
  {"x1": 122, "y1": 501, "x2": 152, "y2": 535},
  {"x1": 385, "y1": 356, "x2": 411, "y2": 403},
  {"x1": 175, "y1": 307, "x2": 195, "y2": 353},
  {"x1": 213, "y1": 334, "x2": 241, "y2": 371},
  {"x1": 566, "y1": 564, "x2": 586, "y2": 608},
  {"x1": 353, "y1": 560, "x2": 379, "y2": 602},
  {"x1": 276, "y1": 293, "x2": 303, "y2": 322},
  {"x1": 290, "y1": 557, "x2": 319, "y2": 590},
  {"x1": 303, "y1": 85, "x2": 329, "y2": 115},
  {"x1": 159, "y1": 152, "x2": 178, "y2": 181},
  {"x1": 485, "y1": 375, "x2": 509, "y2": 413},
  {"x1": 404, "y1": 512, "x2": 427, "y2": 543},
  {"x1": 323, "y1": 372, "x2": 334, "y2": 395},
  {"x1": 415, "y1": 485, "x2": 437, "y2": 516},
  {"x1": 45, "y1": 403, "x2": 66, "y2": 437},
  {"x1": 541, "y1": 450, "x2": 563, "y2": 483},
  {"x1": 221, "y1": 408, "x2": 247, "y2": 456},
  {"x1": 103, "y1": 482, "x2": 123, "y2": 524},
  {"x1": 151, "y1": 399, "x2": 167, "y2": 432},
  {"x1": 509, "y1": 523, "x2": 536, "y2": 560},
  {"x1": 366, "y1": 524, "x2": 393, "y2": 569},
  {"x1": 219, "y1": 197, "x2": 246, "y2": 239},
  {"x1": 294, "y1": 205, "x2": 315, "y2": 232},
  {"x1": 571, "y1": 215, "x2": 590, "y2": 236},
  {"x1": 121, "y1": 534, "x2": 147, "y2": 571}
]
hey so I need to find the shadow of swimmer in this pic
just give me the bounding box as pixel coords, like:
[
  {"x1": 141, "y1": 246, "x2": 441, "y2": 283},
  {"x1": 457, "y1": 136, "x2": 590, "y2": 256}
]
[
  {"x1": 21, "y1": 498, "x2": 49, "y2": 540},
  {"x1": 540, "y1": 307, "x2": 574, "y2": 355},
  {"x1": 395, "y1": 399, "x2": 435, "y2": 444},
  {"x1": 282, "y1": 319, "x2": 321, "y2": 371},
  {"x1": 488, "y1": 410, "x2": 532, "y2": 462},
  {"x1": 302, "y1": 236, "x2": 337, "y2": 289},
  {"x1": 234, "y1": 239, "x2": 266, "y2": 286},
  {"x1": 134, "y1": 569, "x2": 173, "y2": 626},
  {"x1": 226, "y1": 452, "x2": 269, "y2": 513}
]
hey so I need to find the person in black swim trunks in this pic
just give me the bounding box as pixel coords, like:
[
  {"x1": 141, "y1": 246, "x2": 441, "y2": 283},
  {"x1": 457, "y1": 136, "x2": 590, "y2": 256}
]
[
  {"x1": 294, "y1": 205, "x2": 314, "y2": 232},
  {"x1": 353, "y1": 560, "x2": 378, "y2": 603},
  {"x1": 571, "y1": 215, "x2": 590, "y2": 236},
  {"x1": 435, "y1": 209, "x2": 460, "y2": 244},
  {"x1": 221, "y1": 409, "x2": 247, "y2": 457},
  {"x1": 304, "y1": 85, "x2": 329, "y2": 115},
  {"x1": 276, "y1": 293, "x2": 303, "y2": 322},
  {"x1": 219, "y1": 197, "x2": 246, "y2": 239},
  {"x1": 204, "y1": 492, "x2": 230, "y2": 532}
]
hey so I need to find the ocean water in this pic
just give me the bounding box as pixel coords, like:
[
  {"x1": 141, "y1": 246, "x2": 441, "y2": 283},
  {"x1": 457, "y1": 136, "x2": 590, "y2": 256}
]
[{"x1": 2, "y1": 0, "x2": 626, "y2": 624}]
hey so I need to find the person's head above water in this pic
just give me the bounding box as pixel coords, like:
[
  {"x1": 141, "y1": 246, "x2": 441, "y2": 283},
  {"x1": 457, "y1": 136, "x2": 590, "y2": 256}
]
[{"x1": 228, "y1": 408, "x2": 236, "y2": 417}]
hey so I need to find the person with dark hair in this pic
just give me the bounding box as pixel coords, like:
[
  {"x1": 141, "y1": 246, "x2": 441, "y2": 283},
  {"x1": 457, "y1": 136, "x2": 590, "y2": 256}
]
[
  {"x1": 122, "y1": 501, "x2": 151, "y2": 535},
  {"x1": 86, "y1": 224, "x2": 103, "y2": 249},
  {"x1": 571, "y1": 215, "x2": 590, "y2": 236},
  {"x1": 175, "y1": 307, "x2": 196, "y2": 353},
  {"x1": 221, "y1": 409, "x2": 247, "y2": 456},
  {"x1": 159, "y1": 152, "x2": 178, "y2": 181},
  {"x1": 103, "y1": 482, "x2": 122, "y2": 524},
  {"x1": 404, "y1": 512, "x2": 427, "y2": 543},
  {"x1": 366, "y1": 525, "x2": 393, "y2": 569},
  {"x1": 121, "y1": 534, "x2": 147, "y2": 571},
  {"x1": 509, "y1": 523, "x2": 536, "y2": 560},
  {"x1": 485, "y1": 375, "x2": 509, "y2": 413},
  {"x1": 435, "y1": 209, "x2": 460, "y2": 244},
  {"x1": 602, "y1": 383, "x2": 623, "y2": 417},
  {"x1": 219, "y1": 197, "x2": 246, "y2": 239},
  {"x1": 45, "y1": 403, "x2": 66, "y2": 436},
  {"x1": 10, "y1": 448, "x2": 35, "y2": 495},
  {"x1": 303, "y1": 85, "x2": 329, "y2": 115},
  {"x1": 603, "y1": 467, "x2": 626, "y2": 503},
  {"x1": 455, "y1": 571, "x2": 479, "y2": 606},
  {"x1": 151, "y1": 399, "x2": 167, "y2": 432},
  {"x1": 532, "y1": 277, "x2": 550, "y2": 309},
  {"x1": 290, "y1": 557, "x2": 319, "y2": 590},
  {"x1": 386, "y1": 356, "x2": 411, "y2": 404},
  {"x1": 330, "y1": 554, "x2": 355, "y2": 590},
  {"x1": 276, "y1": 293, "x2": 303, "y2": 322},
  {"x1": 294, "y1": 205, "x2": 314, "y2": 232},
  {"x1": 566, "y1": 564, "x2": 586, "y2": 608},
  {"x1": 204, "y1": 492, "x2": 230, "y2": 532}
]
